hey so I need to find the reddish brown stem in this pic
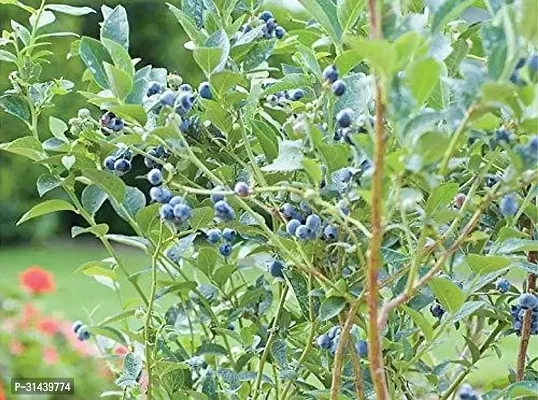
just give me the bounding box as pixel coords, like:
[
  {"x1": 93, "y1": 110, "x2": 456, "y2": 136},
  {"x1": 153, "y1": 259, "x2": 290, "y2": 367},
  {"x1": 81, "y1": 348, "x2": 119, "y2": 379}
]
[{"x1": 516, "y1": 248, "x2": 536, "y2": 381}]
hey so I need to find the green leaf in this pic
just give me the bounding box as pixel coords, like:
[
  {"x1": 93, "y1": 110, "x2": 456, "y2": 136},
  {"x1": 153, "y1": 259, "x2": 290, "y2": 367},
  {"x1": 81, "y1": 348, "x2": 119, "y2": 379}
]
[
  {"x1": 505, "y1": 381, "x2": 538, "y2": 398},
  {"x1": 17, "y1": 200, "x2": 76, "y2": 226},
  {"x1": 465, "y1": 254, "x2": 512, "y2": 275},
  {"x1": 98, "y1": 310, "x2": 136, "y2": 326},
  {"x1": 430, "y1": 0, "x2": 474, "y2": 33},
  {"x1": 262, "y1": 140, "x2": 303, "y2": 172},
  {"x1": 405, "y1": 58, "x2": 440, "y2": 105},
  {"x1": 0, "y1": 49, "x2": 16, "y2": 63},
  {"x1": 337, "y1": 0, "x2": 365, "y2": 32},
  {"x1": 318, "y1": 296, "x2": 346, "y2": 321},
  {"x1": 497, "y1": 239, "x2": 538, "y2": 254},
  {"x1": 49, "y1": 116, "x2": 68, "y2": 141},
  {"x1": 194, "y1": 46, "x2": 224, "y2": 76},
  {"x1": 37, "y1": 174, "x2": 62, "y2": 197},
  {"x1": 29, "y1": 10, "x2": 56, "y2": 29},
  {"x1": 252, "y1": 120, "x2": 278, "y2": 162},
  {"x1": 196, "y1": 343, "x2": 227, "y2": 356},
  {"x1": 82, "y1": 169, "x2": 126, "y2": 203},
  {"x1": 429, "y1": 277, "x2": 465, "y2": 315},
  {"x1": 334, "y1": 50, "x2": 364, "y2": 77},
  {"x1": 108, "y1": 104, "x2": 147, "y2": 126},
  {"x1": 116, "y1": 353, "x2": 142, "y2": 387},
  {"x1": 270, "y1": 339, "x2": 287, "y2": 368},
  {"x1": 243, "y1": 39, "x2": 276, "y2": 71},
  {"x1": 404, "y1": 306, "x2": 433, "y2": 341},
  {"x1": 261, "y1": 73, "x2": 309, "y2": 97},
  {"x1": 297, "y1": 0, "x2": 341, "y2": 45},
  {"x1": 81, "y1": 184, "x2": 108, "y2": 216},
  {"x1": 210, "y1": 70, "x2": 246, "y2": 95},
  {"x1": 450, "y1": 301, "x2": 486, "y2": 323},
  {"x1": 344, "y1": 37, "x2": 397, "y2": 76},
  {"x1": 198, "y1": 247, "x2": 218, "y2": 276},
  {"x1": 110, "y1": 186, "x2": 146, "y2": 221},
  {"x1": 105, "y1": 234, "x2": 149, "y2": 251},
  {"x1": 101, "y1": 5, "x2": 129, "y2": 49},
  {"x1": 424, "y1": 183, "x2": 458, "y2": 217},
  {"x1": 302, "y1": 158, "x2": 323, "y2": 186},
  {"x1": 104, "y1": 62, "x2": 133, "y2": 100},
  {"x1": 0, "y1": 136, "x2": 44, "y2": 161},
  {"x1": 45, "y1": 4, "x2": 95, "y2": 16},
  {"x1": 167, "y1": 3, "x2": 207, "y2": 44},
  {"x1": 79, "y1": 37, "x2": 113, "y2": 89},
  {"x1": 318, "y1": 143, "x2": 351, "y2": 172},
  {"x1": 190, "y1": 207, "x2": 214, "y2": 230},
  {"x1": 102, "y1": 38, "x2": 134, "y2": 77},
  {"x1": 71, "y1": 224, "x2": 109, "y2": 238},
  {"x1": 0, "y1": 95, "x2": 31, "y2": 123},
  {"x1": 480, "y1": 24, "x2": 507, "y2": 80},
  {"x1": 204, "y1": 29, "x2": 230, "y2": 74},
  {"x1": 516, "y1": 0, "x2": 538, "y2": 45}
]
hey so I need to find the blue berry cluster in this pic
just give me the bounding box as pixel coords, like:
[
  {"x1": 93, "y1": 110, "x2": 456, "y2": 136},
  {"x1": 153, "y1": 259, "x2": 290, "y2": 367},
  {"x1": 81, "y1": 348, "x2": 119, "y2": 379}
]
[
  {"x1": 99, "y1": 111, "x2": 124, "y2": 134},
  {"x1": 322, "y1": 65, "x2": 347, "y2": 97},
  {"x1": 144, "y1": 145, "x2": 170, "y2": 169},
  {"x1": 241, "y1": 11, "x2": 286, "y2": 41},
  {"x1": 510, "y1": 293, "x2": 538, "y2": 336},
  {"x1": 210, "y1": 189, "x2": 236, "y2": 221},
  {"x1": 316, "y1": 326, "x2": 341, "y2": 355},
  {"x1": 72, "y1": 320, "x2": 90, "y2": 341},
  {"x1": 458, "y1": 384, "x2": 479, "y2": 400},
  {"x1": 103, "y1": 149, "x2": 132, "y2": 174},
  {"x1": 206, "y1": 227, "x2": 236, "y2": 257},
  {"x1": 265, "y1": 88, "x2": 304, "y2": 108},
  {"x1": 510, "y1": 54, "x2": 538, "y2": 86},
  {"x1": 282, "y1": 203, "x2": 339, "y2": 243}
]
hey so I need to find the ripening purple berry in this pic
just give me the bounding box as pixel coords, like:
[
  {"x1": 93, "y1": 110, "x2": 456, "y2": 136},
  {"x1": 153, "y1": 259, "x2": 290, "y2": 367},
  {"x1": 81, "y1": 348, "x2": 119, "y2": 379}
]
[
  {"x1": 266, "y1": 18, "x2": 277, "y2": 32},
  {"x1": 327, "y1": 326, "x2": 340, "y2": 339},
  {"x1": 454, "y1": 193, "x2": 466, "y2": 209},
  {"x1": 499, "y1": 195, "x2": 518, "y2": 217},
  {"x1": 234, "y1": 182, "x2": 250, "y2": 197}
]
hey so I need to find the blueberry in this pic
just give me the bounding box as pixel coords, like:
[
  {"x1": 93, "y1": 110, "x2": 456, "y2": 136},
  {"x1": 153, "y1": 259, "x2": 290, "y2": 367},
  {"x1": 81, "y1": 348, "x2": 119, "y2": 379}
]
[
  {"x1": 100, "y1": 111, "x2": 115, "y2": 127},
  {"x1": 109, "y1": 118, "x2": 124, "y2": 132},
  {"x1": 147, "y1": 81, "x2": 163, "y2": 97},
  {"x1": 305, "y1": 214, "x2": 321, "y2": 232},
  {"x1": 295, "y1": 225, "x2": 309, "y2": 240},
  {"x1": 179, "y1": 117, "x2": 191, "y2": 132},
  {"x1": 355, "y1": 340, "x2": 368, "y2": 358},
  {"x1": 336, "y1": 108, "x2": 352, "y2": 128},
  {"x1": 169, "y1": 196, "x2": 183, "y2": 207},
  {"x1": 275, "y1": 26, "x2": 286, "y2": 39},
  {"x1": 331, "y1": 80, "x2": 346, "y2": 96},
  {"x1": 219, "y1": 243, "x2": 232, "y2": 257},
  {"x1": 266, "y1": 18, "x2": 278, "y2": 32},
  {"x1": 150, "y1": 187, "x2": 172, "y2": 204},
  {"x1": 316, "y1": 334, "x2": 331, "y2": 349},
  {"x1": 529, "y1": 54, "x2": 538, "y2": 72},
  {"x1": 160, "y1": 204, "x2": 175, "y2": 220},
  {"x1": 178, "y1": 92, "x2": 195, "y2": 112},
  {"x1": 454, "y1": 193, "x2": 466, "y2": 209},
  {"x1": 223, "y1": 228, "x2": 236, "y2": 242},
  {"x1": 494, "y1": 128, "x2": 511, "y2": 144},
  {"x1": 281, "y1": 203, "x2": 296, "y2": 219},
  {"x1": 179, "y1": 84, "x2": 192, "y2": 92},
  {"x1": 214, "y1": 200, "x2": 235, "y2": 221},
  {"x1": 206, "y1": 228, "x2": 222, "y2": 244},
  {"x1": 329, "y1": 338, "x2": 339, "y2": 355},
  {"x1": 234, "y1": 181, "x2": 250, "y2": 197},
  {"x1": 323, "y1": 225, "x2": 338, "y2": 242},
  {"x1": 495, "y1": 278, "x2": 510, "y2": 293},
  {"x1": 104, "y1": 156, "x2": 116, "y2": 170},
  {"x1": 299, "y1": 201, "x2": 311, "y2": 214},
  {"x1": 210, "y1": 189, "x2": 225, "y2": 204},
  {"x1": 499, "y1": 194, "x2": 518, "y2": 217},
  {"x1": 291, "y1": 89, "x2": 304, "y2": 101},
  {"x1": 286, "y1": 219, "x2": 301, "y2": 235},
  {"x1": 160, "y1": 90, "x2": 177, "y2": 107},
  {"x1": 72, "y1": 320, "x2": 83, "y2": 333},
  {"x1": 509, "y1": 72, "x2": 525, "y2": 86},
  {"x1": 458, "y1": 384, "x2": 478, "y2": 400},
  {"x1": 242, "y1": 24, "x2": 252, "y2": 33},
  {"x1": 199, "y1": 82, "x2": 212, "y2": 100},
  {"x1": 340, "y1": 168, "x2": 353, "y2": 183},
  {"x1": 173, "y1": 203, "x2": 192, "y2": 222},
  {"x1": 76, "y1": 326, "x2": 90, "y2": 341},
  {"x1": 430, "y1": 302, "x2": 445, "y2": 319},
  {"x1": 322, "y1": 65, "x2": 339, "y2": 83},
  {"x1": 261, "y1": 25, "x2": 272, "y2": 39},
  {"x1": 267, "y1": 260, "x2": 284, "y2": 278},
  {"x1": 515, "y1": 57, "x2": 527, "y2": 70},
  {"x1": 147, "y1": 168, "x2": 163, "y2": 186},
  {"x1": 259, "y1": 10, "x2": 273, "y2": 22},
  {"x1": 144, "y1": 157, "x2": 158, "y2": 169},
  {"x1": 485, "y1": 175, "x2": 499, "y2": 188},
  {"x1": 327, "y1": 326, "x2": 340, "y2": 339},
  {"x1": 519, "y1": 293, "x2": 538, "y2": 309},
  {"x1": 114, "y1": 158, "x2": 131, "y2": 173}
]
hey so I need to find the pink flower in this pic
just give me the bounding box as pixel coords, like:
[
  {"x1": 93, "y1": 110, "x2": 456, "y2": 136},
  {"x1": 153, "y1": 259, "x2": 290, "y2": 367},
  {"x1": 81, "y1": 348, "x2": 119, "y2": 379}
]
[
  {"x1": 38, "y1": 317, "x2": 61, "y2": 336},
  {"x1": 114, "y1": 345, "x2": 129, "y2": 356},
  {"x1": 19, "y1": 303, "x2": 39, "y2": 329},
  {"x1": 43, "y1": 345, "x2": 59, "y2": 365},
  {"x1": 0, "y1": 380, "x2": 6, "y2": 400},
  {"x1": 19, "y1": 266, "x2": 55, "y2": 295},
  {"x1": 9, "y1": 340, "x2": 24, "y2": 356}
]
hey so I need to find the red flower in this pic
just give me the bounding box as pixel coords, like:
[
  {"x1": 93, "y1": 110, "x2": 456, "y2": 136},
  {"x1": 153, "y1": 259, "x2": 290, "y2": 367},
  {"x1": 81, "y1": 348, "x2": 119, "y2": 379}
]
[
  {"x1": 43, "y1": 345, "x2": 59, "y2": 365},
  {"x1": 0, "y1": 380, "x2": 5, "y2": 400},
  {"x1": 19, "y1": 303, "x2": 39, "y2": 329},
  {"x1": 114, "y1": 345, "x2": 129, "y2": 356},
  {"x1": 19, "y1": 266, "x2": 55, "y2": 295},
  {"x1": 38, "y1": 317, "x2": 61, "y2": 336}
]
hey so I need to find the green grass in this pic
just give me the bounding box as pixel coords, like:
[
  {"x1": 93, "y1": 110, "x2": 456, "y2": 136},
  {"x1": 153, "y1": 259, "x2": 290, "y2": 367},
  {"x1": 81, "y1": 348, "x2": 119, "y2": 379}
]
[
  {"x1": 0, "y1": 240, "x2": 535, "y2": 390},
  {"x1": 0, "y1": 239, "x2": 148, "y2": 322}
]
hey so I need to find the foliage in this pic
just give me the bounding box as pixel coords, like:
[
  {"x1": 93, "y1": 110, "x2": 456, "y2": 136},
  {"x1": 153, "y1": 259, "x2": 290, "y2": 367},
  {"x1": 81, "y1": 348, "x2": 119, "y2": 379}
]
[{"x1": 0, "y1": 0, "x2": 537, "y2": 399}]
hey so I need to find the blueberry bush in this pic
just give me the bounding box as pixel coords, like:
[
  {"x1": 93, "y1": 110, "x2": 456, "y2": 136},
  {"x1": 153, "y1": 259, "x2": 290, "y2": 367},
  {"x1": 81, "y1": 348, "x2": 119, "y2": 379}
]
[{"x1": 1, "y1": 0, "x2": 537, "y2": 399}]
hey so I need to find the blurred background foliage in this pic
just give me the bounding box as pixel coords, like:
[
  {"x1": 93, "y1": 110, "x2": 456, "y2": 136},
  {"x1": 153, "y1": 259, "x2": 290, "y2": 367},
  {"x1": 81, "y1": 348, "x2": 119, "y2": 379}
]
[{"x1": 0, "y1": 0, "x2": 304, "y2": 244}]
